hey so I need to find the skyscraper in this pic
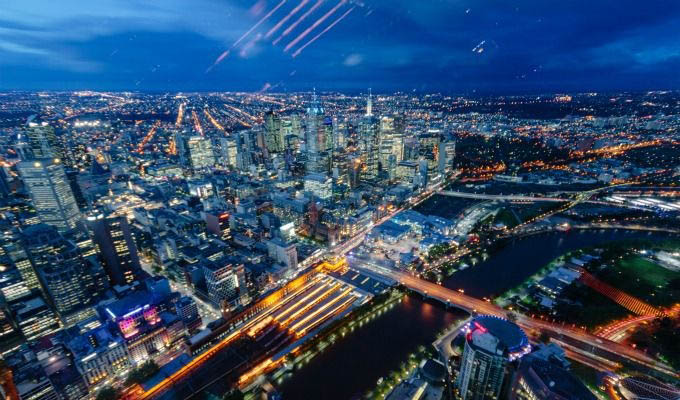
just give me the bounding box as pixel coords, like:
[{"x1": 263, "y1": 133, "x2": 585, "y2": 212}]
[
  {"x1": 438, "y1": 140, "x2": 456, "y2": 174},
  {"x1": 21, "y1": 224, "x2": 106, "y2": 325},
  {"x1": 359, "y1": 109, "x2": 380, "y2": 182},
  {"x1": 87, "y1": 214, "x2": 142, "y2": 286},
  {"x1": 305, "y1": 91, "x2": 330, "y2": 173},
  {"x1": 18, "y1": 158, "x2": 81, "y2": 232},
  {"x1": 187, "y1": 136, "x2": 215, "y2": 171},
  {"x1": 264, "y1": 110, "x2": 284, "y2": 153},
  {"x1": 25, "y1": 122, "x2": 63, "y2": 160},
  {"x1": 457, "y1": 315, "x2": 531, "y2": 400}
]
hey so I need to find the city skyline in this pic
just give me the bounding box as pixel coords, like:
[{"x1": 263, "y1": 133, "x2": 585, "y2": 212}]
[{"x1": 1, "y1": 2, "x2": 679, "y2": 400}]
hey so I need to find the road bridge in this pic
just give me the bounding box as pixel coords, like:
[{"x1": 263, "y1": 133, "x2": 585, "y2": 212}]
[{"x1": 350, "y1": 264, "x2": 678, "y2": 380}]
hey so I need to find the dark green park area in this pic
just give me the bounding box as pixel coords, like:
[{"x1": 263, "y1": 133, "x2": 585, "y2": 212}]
[{"x1": 596, "y1": 255, "x2": 680, "y2": 308}]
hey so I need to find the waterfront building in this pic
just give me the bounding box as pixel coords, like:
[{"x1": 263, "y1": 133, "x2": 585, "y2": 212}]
[
  {"x1": 511, "y1": 355, "x2": 595, "y2": 400},
  {"x1": 457, "y1": 315, "x2": 531, "y2": 400}
]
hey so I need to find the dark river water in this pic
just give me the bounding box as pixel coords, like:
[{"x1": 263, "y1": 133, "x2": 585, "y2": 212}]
[{"x1": 276, "y1": 228, "x2": 676, "y2": 399}]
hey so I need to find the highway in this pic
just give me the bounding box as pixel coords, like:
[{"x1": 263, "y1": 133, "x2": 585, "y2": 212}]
[{"x1": 350, "y1": 263, "x2": 679, "y2": 379}]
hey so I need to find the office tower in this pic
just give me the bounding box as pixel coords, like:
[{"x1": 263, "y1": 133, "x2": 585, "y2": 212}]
[
  {"x1": 25, "y1": 122, "x2": 63, "y2": 160},
  {"x1": 305, "y1": 91, "x2": 330, "y2": 173},
  {"x1": 438, "y1": 140, "x2": 456, "y2": 174},
  {"x1": 1, "y1": 231, "x2": 41, "y2": 292},
  {"x1": 217, "y1": 137, "x2": 238, "y2": 168},
  {"x1": 392, "y1": 112, "x2": 406, "y2": 160},
  {"x1": 359, "y1": 92, "x2": 380, "y2": 182},
  {"x1": 457, "y1": 315, "x2": 531, "y2": 400},
  {"x1": 304, "y1": 173, "x2": 333, "y2": 201},
  {"x1": 176, "y1": 295, "x2": 202, "y2": 333},
  {"x1": 13, "y1": 295, "x2": 61, "y2": 341},
  {"x1": 87, "y1": 214, "x2": 142, "y2": 286},
  {"x1": 21, "y1": 224, "x2": 106, "y2": 325},
  {"x1": 187, "y1": 136, "x2": 215, "y2": 170},
  {"x1": 264, "y1": 111, "x2": 284, "y2": 153},
  {"x1": 202, "y1": 259, "x2": 246, "y2": 309},
  {"x1": 418, "y1": 130, "x2": 441, "y2": 173},
  {"x1": 39, "y1": 259, "x2": 100, "y2": 326},
  {"x1": 332, "y1": 116, "x2": 349, "y2": 152},
  {"x1": 18, "y1": 158, "x2": 81, "y2": 232}
]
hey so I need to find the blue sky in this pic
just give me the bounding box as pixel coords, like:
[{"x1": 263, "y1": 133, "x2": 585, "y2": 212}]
[{"x1": 1, "y1": 0, "x2": 679, "y2": 93}]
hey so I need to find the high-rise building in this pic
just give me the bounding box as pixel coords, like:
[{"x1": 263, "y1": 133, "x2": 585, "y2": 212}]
[
  {"x1": 187, "y1": 136, "x2": 215, "y2": 170},
  {"x1": 305, "y1": 91, "x2": 331, "y2": 173},
  {"x1": 1, "y1": 231, "x2": 41, "y2": 292},
  {"x1": 359, "y1": 116, "x2": 380, "y2": 182},
  {"x1": 266, "y1": 237, "x2": 298, "y2": 271},
  {"x1": 18, "y1": 158, "x2": 81, "y2": 232},
  {"x1": 25, "y1": 122, "x2": 63, "y2": 160},
  {"x1": 217, "y1": 137, "x2": 238, "y2": 168},
  {"x1": 13, "y1": 295, "x2": 61, "y2": 341},
  {"x1": 264, "y1": 111, "x2": 284, "y2": 153},
  {"x1": 438, "y1": 140, "x2": 456, "y2": 174},
  {"x1": 21, "y1": 224, "x2": 106, "y2": 325},
  {"x1": 87, "y1": 214, "x2": 142, "y2": 286},
  {"x1": 418, "y1": 130, "x2": 441, "y2": 173},
  {"x1": 39, "y1": 260, "x2": 100, "y2": 326},
  {"x1": 457, "y1": 315, "x2": 531, "y2": 400}
]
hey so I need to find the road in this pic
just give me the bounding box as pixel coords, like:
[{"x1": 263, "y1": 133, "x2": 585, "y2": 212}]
[
  {"x1": 438, "y1": 190, "x2": 569, "y2": 202},
  {"x1": 350, "y1": 263, "x2": 678, "y2": 379}
]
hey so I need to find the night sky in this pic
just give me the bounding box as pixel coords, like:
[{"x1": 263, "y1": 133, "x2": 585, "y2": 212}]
[{"x1": 1, "y1": 0, "x2": 679, "y2": 93}]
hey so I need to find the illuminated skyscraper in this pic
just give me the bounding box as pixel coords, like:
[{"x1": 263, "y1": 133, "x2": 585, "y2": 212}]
[
  {"x1": 87, "y1": 214, "x2": 142, "y2": 286},
  {"x1": 187, "y1": 136, "x2": 215, "y2": 170},
  {"x1": 359, "y1": 91, "x2": 380, "y2": 182},
  {"x1": 438, "y1": 140, "x2": 456, "y2": 174},
  {"x1": 305, "y1": 91, "x2": 330, "y2": 173},
  {"x1": 18, "y1": 158, "x2": 81, "y2": 232},
  {"x1": 25, "y1": 122, "x2": 63, "y2": 160},
  {"x1": 21, "y1": 224, "x2": 106, "y2": 325},
  {"x1": 457, "y1": 315, "x2": 531, "y2": 400},
  {"x1": 264, "y1": 110, "x2": 284, "y2": 153}
]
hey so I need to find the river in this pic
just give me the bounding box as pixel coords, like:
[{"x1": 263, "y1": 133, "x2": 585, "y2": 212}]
[{"x1": 275, "y1": 228, "x2": 677, "y2": 399}]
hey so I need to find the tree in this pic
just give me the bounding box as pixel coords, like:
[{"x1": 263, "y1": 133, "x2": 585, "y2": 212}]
[
  {"x1": 222, "y1": 389, "x2": 244, "y2": 400},
  {"x1": 125, "y1": 360, "x2": 160, "y2": 386},
  {"x1": 96, "y1": 387, "x2": 119, "y2": 400},
  {"x1": 538, "y1": 330, "x2": 551, "y2": 344}
]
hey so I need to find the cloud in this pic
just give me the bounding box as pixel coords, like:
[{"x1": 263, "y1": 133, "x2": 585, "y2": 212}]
[{"x1": 343, "y1": 53, "x2": 362, "y2": 66}]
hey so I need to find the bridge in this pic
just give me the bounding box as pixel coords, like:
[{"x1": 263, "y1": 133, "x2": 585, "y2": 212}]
[
  {"x1": 350, "y1": 264, "x2": 678, "y2": 380},
  {"x1": 438, "y1": 190, "x2": 569, "y2": 202}
]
